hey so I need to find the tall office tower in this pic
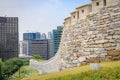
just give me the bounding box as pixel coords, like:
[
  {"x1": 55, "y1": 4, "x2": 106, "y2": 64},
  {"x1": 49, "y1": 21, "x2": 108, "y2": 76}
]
[
  {"x1": 0, "y1": 17, "x2": 19, "y2": 60},
  {"x1": 52, "y1": 26, "x2": 63, "y2": 56},
  {"x1": 19, "y1": 41, "x2": 28, "y2": 57},
  {"x1": 48, "y1": 32, "x2": 53, "y2": 39},
  {"x1": 41, "y1": 33, "x2": 46, "y2": 40},
  {"x1": 30, "y1": 39, "x2": 53, "y2": 60},
  {"x1": 23, "y1": 32, "x2": 41, "y2": 56}
]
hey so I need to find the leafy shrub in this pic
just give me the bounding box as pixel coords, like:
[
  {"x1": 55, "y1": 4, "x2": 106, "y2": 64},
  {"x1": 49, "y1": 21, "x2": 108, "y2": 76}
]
[
  {"x1": 23, "y1": 60, "x2": 29, "y2": 66},
  {"x1": 32, "y1": 54, "x2": 41, "y2": 59},
  {"x1": 1, "y1": 58, "x2": 23, "y2": 79}
]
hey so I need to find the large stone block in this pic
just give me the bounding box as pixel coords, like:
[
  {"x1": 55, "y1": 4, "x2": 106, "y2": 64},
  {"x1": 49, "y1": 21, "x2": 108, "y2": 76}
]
[
  {"x1": 95, "y1": 40, "x2": 108, "y2": 44},
  {"x1": 103, "y1": 43, "x2": 112, "y2": 48},
  {"x1": 108, "y1": 49, "x2": 120, "y2": 56},
  {"x1": 112, "y1": 55, "x2": 120, "y2": 60},
  {"x1": 115, "y1": 31, "x2": 120, "y2": 35},
  {"x1": 90, "y1": 63, "x2": 102, "y2": 70},
  {"x1": 76, "y1": 53, "x2": 83, "y2": 57},
  {"x1": 89, "y1": 57, "x2": 100, "y2": 63},
  {"x1": 81, "y1": 61, "x2": 87, "y2": 66}
]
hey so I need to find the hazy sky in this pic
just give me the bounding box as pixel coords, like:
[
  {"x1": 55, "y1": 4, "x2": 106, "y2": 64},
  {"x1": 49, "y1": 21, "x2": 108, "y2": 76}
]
[{"x1": 0, "y1": 0, "x2": 91, "y2": 40}]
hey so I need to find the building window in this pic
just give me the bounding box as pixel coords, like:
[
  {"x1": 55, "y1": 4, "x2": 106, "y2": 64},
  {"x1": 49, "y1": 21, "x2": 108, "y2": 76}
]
[
  {"x1": 82, "y1": 10, "x2": 84, "y2": 13},
  {"x1": 77, "y1": 11, "x2": 79, "y2": 19},
  {"x1": 73, "y1": 16, "x2": 75, "y2": 19},
  {"x1": 103, "y1": 0, "x2": 106, "y2": 6},
  {"x1": 96, "y1": 2, "x2": 99, "y2": 6}
]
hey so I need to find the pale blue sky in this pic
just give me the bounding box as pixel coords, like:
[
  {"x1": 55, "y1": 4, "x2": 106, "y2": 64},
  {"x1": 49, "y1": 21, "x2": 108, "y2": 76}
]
[{"x1": 0, "y1": 0, "x2": 91, "y2": 40}]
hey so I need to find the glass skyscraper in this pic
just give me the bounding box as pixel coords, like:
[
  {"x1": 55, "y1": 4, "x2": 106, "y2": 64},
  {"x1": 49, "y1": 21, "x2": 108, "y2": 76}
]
[{"x1": 52, "y1": 26, "x2": 63, "y2": 56}]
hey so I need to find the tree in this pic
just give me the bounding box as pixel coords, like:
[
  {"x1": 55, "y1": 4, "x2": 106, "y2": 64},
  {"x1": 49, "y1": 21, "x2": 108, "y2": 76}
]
[
  {"x1": 0, "y1": 59, "x2": 3, "y2": 79},
  {"x1": 3, "y1": 58, "x2": 23, "y2": 78}
]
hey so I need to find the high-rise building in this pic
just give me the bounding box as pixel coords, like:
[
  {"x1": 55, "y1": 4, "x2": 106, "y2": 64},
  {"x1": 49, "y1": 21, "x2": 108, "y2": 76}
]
[
  {"x1": 48, "y1": 32, "x2": 53, "y2": 39},
  {"x1": 23, "y1": 32, "x2": 41, "y2": 56},
  {"x1": 41, "y1": 33, "x2": 46, "y2": 40},
  {"x1": 30, "y1": 39, "x2": 53, "y2": 60},
  {"x1": 19, "y1": 41, "x2": 28, "y2": 57},
  {"x1": 52, "y1": 26, "x2": 63, "y2": 56},
  {"x1": 0, "y1": 17, "x2": 19, "y2": 60}
]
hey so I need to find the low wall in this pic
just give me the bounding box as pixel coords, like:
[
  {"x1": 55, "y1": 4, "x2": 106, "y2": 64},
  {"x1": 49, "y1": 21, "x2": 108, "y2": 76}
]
[{"x1": 30, "y1": 52, "x2": 61, "y2": 73}]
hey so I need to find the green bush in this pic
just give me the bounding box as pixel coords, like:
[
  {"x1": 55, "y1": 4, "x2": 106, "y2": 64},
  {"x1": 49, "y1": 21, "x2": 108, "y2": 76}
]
[
  {"x1": 47, "y1": 67, "x2": 120, "y2": 80},
  {"x1": 32, "y1": 54, "x2": 41, "y2": 59},
  {"x1": 23, "y1": 60, "x2": 29, "y2": 66}
]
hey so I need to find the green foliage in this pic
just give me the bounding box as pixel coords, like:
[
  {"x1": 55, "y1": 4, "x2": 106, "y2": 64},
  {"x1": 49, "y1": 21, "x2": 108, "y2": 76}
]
[
  {"x1": 32, "y1": 54, "x2": 41, "y2": 59},
  {"x1": 1, "y1": 58, "x2": 23, "y2": 79},
  {"x1": 0, "y1": 59, "x2": 3, "y2": 80},
  {"x1": 23, "y1": 60, "x2": 29, "y2": 66},
  {"x1": 47, "y1": 67, "x2": 120, "y2": 80},
  {"x1": 9, "y1": 66, "x2": 39, "y2": 80}
]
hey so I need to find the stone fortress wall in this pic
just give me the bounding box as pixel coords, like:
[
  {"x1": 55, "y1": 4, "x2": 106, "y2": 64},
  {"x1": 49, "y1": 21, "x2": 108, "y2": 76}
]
[{"x1": 30, "y1": 0, "x2": 120, "y2": 73}]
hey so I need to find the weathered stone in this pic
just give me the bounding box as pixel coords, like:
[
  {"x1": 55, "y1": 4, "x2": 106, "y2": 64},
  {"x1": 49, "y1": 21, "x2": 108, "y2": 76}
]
[
  {"x1": 76, "y1": 53, "x2": 83, "y2": 57},
  {"x1": 103, "y1": 43, "x2": 112, "y2": 48},
  {"x1": 77, "y1": 63, "x2": 81, "y2": 67},
  {"x1": 112, "y1": 55, "x2": 120, "y2": 60},
  {"x1": 108, "y1": 50, "x2": 120, "y2": 56},
  {"x1": 113, "y1": 35, "x2": 120, "y2": 39},
  {"x1": 72, "y1": 60, "x2": 78, "y2": 64},
  {"x1": 105, "y1": 58, "x2": 112, "y2": 62},
  {"x1": 78, "y1": 57, "x2": 86, "y2": 62},
  {"x1": 106, "y1": 56, "x2": 112, "y2": 59},
  {"x1": 115, "y1": 31, "x2": 120, "y2": 35},
  {"x1": 81, "y1": 61, "x2": 87, "y2": 65},
  {"x1": 76, "y1": 40, "x2": 81, "y2": 45},
  {"x1": 90, "y1": 63, "x2": 102, "y2": 70},
  {"x1": 95, "y1": 40, "x2": 108, "y2": 44},
  {"x1": 89, "y1": 57, "x2": 100, "y2": 63},
  {"x1": 106, "y1": 36, "x2": 113, "y2": 39},
  {"x1": 90, "y1": 51, "x2": 96, "y2": 55}
]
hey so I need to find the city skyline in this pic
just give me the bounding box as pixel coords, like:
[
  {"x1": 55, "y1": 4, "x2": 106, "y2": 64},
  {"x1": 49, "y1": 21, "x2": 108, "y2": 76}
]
[{"x1": 0, "y1": 0, "x2": 91, "y2": 40}]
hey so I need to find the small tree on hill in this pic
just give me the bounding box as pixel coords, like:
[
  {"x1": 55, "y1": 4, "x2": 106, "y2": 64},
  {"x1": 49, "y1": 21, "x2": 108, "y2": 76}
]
[
  {"x1": 0, "y1": 59, "x2": 3, "y2": 79},
  {"x1": 32, "y1": 54, "x2": 41, "y2": 59}
]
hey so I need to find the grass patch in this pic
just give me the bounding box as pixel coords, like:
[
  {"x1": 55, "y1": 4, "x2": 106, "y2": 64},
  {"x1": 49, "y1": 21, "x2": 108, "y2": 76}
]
[
  {"x1": 9, "y1": 66, "x2": 39, "y2": 80},
  {"x1": 31, "y1": 59, "x2": 46, "y2": 62},
  {"x1": 47, "y1": 67, "x2": 120, "y2": 80},
  {"x1": 22, "y1": 60, "x2": 120, "y2": 80}
]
